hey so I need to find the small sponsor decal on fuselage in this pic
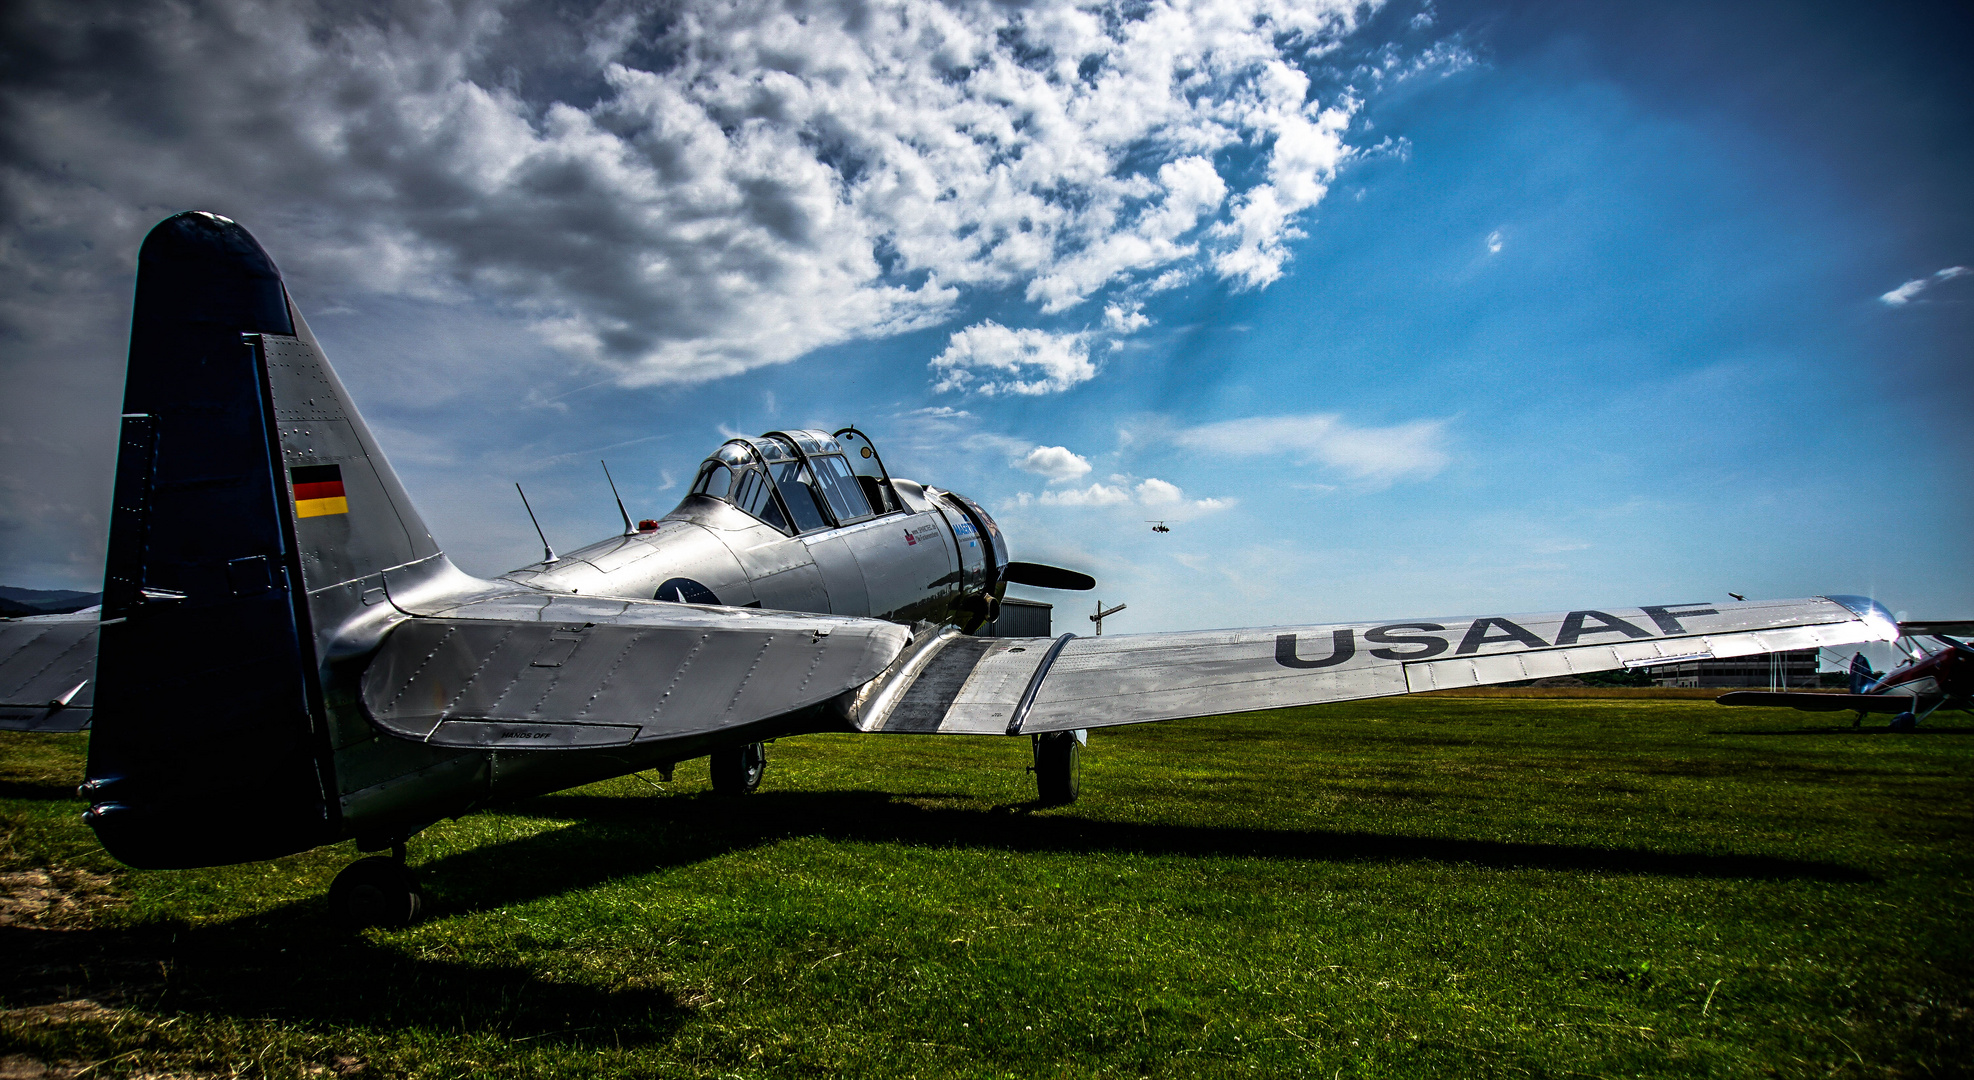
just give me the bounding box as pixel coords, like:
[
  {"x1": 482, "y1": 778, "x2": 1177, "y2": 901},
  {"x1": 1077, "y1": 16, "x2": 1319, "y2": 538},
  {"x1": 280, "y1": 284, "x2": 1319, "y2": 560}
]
[{"x1": 906, "y1": 523, "x2": 940, "y2": 547}]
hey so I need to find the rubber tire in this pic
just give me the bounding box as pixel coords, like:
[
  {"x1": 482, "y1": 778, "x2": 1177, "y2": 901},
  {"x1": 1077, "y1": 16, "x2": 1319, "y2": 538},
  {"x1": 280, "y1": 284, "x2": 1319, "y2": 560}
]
[
  {"x1": 329, "y1": 856, "x2": 423, "y2": 928},
  {"x1": 1034, "y1": 731, "x2": 1080, "y2": 806},
  {"x1": 710, "y1": 742, "x2": 766, "y2": 795},
  {"x1": 1889, "y1": 711, "x2": 1917, "y2": 732}
]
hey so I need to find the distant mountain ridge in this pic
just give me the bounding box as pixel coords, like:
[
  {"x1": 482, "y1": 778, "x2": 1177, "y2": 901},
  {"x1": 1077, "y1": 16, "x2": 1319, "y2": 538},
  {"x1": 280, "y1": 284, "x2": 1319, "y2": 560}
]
[{"x1": 0, "y1": 586, "x2": 102, "y2": 617}]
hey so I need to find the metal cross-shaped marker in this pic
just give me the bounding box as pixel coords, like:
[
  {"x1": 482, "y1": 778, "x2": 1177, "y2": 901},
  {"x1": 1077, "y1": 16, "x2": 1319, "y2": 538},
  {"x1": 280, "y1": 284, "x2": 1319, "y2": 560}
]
[{"x1": 1090, "y1": 599, "x2": 1127, "y2": 636}]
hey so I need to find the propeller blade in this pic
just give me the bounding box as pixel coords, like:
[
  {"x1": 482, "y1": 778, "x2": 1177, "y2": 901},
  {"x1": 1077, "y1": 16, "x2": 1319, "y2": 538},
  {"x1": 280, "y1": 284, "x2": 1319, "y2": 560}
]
[{"x1": 1003, "y1": 562, "x2": 1096, "y2": 591}]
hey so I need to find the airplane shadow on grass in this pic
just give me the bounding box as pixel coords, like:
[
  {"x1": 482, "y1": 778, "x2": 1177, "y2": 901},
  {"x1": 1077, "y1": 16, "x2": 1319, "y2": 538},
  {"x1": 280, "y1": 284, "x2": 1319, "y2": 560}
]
[
  {"x1": 1, "y1": 785, "x2": 1874, "y2": 1045},
  {"x1": 0, "y1": 778, "x2": 86, "y2": 801},
  {"x1": 406, "y1": 788, "x2": 1873, "y2": 923},
  {"x1": 1713, "y1": 726, "x2": 1974, "y2": 736},
  {"x1": 0, "y1": 910, "x2": 687, "y2": 1046}
]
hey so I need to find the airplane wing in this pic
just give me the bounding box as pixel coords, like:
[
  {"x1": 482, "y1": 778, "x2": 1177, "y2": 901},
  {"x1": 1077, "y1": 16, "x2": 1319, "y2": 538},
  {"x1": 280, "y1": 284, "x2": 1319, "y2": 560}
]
[
  {"x1": 839, "y1": 595, "x2": 1898, "y2": 735},
  {"x1": 0, "y1": 612, "x2": 99, "y2": 733},
  {"x1": 10, "y1": 594, "x2": 1897, "y2": 747},
  {"x1": 360, "y1": 593, "x2": 911, "y2": 749},
  {"x1": 1901, "y1": 620, "x2": 1974, "y2": 638}
]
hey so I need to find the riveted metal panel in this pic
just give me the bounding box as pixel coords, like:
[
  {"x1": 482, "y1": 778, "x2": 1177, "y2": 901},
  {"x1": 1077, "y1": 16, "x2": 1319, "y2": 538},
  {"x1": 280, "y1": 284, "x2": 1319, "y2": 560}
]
[
  {"x1": 0, "y1": 615, "x2": 99, "y2": 732},
  {"x1": 841, "y1": 511, "x2": 955, "y2": 623},
  {"x1": 725, "y1": 530, "x2": 815, "y2": 579},
  {"x1": 806, "y1": 533, "x2": 870, "y2": 617},
  {"x1": 359, "y1": 598, "x2": 911, "y2": 749},
  {"x1": 750, "y1": 563, "x2": 831, "y2": 613},
  {"x1": 263, "y1": 326, "x2": 439, "y2": 595}
]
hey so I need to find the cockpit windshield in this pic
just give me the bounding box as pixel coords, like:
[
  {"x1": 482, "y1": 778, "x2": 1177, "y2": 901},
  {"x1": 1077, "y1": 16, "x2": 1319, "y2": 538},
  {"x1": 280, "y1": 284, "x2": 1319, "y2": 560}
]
[
  {"x1": 731, "y1": 467, "x2": 787, "y2": 531},
  {"x1": 764, "y1": 446, "x2": 830, "y2": 532},
  {"x1": 834, "y1": 428, "x2": 900, "y2": 515},
  {"x1": 809, "y1": 454, "x2": 872, "y2": 520},
  {"x1": 688, "y1": 429, "x2": 899, "y2": 534}
]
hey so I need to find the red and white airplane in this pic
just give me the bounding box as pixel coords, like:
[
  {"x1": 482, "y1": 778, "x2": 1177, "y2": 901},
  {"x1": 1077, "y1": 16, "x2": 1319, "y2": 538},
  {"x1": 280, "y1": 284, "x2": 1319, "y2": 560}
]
[{"x1": 1718, "y1": 621, "x2": 1974, "y2": 729}]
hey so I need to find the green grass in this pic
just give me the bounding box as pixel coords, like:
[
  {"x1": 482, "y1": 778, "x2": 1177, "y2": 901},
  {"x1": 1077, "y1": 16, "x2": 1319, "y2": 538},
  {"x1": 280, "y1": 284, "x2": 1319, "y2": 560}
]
[{"x1": 3, "y1": 697, "x2": 1971, "y2": 1078}]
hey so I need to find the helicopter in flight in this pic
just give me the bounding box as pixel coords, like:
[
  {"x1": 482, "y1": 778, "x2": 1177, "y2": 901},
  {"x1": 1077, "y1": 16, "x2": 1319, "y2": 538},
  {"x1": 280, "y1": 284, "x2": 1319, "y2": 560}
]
[
  {"x1": 0, "y1": 212, "x2": 1903, "y2": 925},
  {"x1": 1148, "y1": 521, "x2": 1170, "y2": 534}
]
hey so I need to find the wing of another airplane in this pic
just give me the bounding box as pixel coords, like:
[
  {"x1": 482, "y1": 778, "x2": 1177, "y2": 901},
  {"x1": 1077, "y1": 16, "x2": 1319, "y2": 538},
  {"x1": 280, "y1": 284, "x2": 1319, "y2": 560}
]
[
  {"x1": 839, "y1": 596, "x2": 1898, "y2": 735},
  {"x1": 0, "y1": 613, "x2": 99, "y2": 733},
  {"x1": 360, "y1": 593, "x2": 912, "y2": 749},
  {"x1": 1714, "y1": 691, "x2": 1917, "y2": 713},
  {"x1": 1901, "y1": 621, "x2": 1974, "y2": 638}
]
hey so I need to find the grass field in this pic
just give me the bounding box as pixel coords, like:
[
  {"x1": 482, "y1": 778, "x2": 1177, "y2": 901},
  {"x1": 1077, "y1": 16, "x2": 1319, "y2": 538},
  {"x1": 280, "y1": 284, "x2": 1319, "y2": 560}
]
[{"x1": 3, "y1": 695, "x2": 1971, "y2": 1079}]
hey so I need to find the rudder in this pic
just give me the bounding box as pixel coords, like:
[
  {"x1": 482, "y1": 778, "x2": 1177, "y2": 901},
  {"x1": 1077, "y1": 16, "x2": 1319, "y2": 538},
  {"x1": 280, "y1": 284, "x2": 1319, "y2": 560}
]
[{"x1": 85, "y1": 212, "x2": 452, "y2": 868}]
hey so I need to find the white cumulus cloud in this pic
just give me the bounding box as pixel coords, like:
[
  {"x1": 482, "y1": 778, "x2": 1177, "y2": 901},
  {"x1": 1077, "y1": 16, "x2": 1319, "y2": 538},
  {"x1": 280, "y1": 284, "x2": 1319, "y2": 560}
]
[
  {"x1": 1136, "y1": 477, "x2": 1185, "y2": 505},
  {"x1": 1021, "y1": 474, "x2": 1229, "y2": 512},
  {"x1": 1880, "y1": 266, "x2": 1969, "y2": 306},
  {"x1": 1176, "y1": 413, "x2": 1450, "y2": 486},
  {"x1": 1104, "y1": 302, "x2": 1151, "y2": 334},
  {"x1": 1020, "y1": 445, "x2": 1094, "y2": 483},
  {"x1": 1135, "y1": 477, "x2": 1231, "y2": 512},
  {"x1": 1040, "y1": 482, "x2": 1133, "y2": 507},
  {"x1": 0, "y1": 0, "x2": 1387, "y2": 388},
  {"x1": 931, "y1": 322, "x2": 1096, "y2": 396}
]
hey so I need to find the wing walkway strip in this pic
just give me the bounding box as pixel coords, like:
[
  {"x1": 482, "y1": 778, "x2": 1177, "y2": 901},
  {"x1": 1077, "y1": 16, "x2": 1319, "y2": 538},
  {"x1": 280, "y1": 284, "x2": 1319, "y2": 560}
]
[{"x1": 1005, "y1": 633, "x2": 1077, "y2": 736}]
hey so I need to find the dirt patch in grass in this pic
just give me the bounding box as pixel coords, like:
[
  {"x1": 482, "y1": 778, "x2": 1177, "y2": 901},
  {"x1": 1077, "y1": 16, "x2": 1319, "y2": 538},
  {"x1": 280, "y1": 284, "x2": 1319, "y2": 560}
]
[
  {"x1": 0, "y1": 870, "x2": 116, "y2": 929},
  {"x1": 0, "y1": 1052, "x2": 246, "y2": 1079}
]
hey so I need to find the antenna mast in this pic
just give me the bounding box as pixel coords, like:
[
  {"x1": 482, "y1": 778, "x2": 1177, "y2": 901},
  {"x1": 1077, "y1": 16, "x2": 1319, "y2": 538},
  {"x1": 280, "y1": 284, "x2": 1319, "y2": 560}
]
[
  {"x1": 514, "y1": 483, "x2": 558, "y2": 564},
  {"x1": 600, "y1": 459, "x2": 635, "y2": 535}
]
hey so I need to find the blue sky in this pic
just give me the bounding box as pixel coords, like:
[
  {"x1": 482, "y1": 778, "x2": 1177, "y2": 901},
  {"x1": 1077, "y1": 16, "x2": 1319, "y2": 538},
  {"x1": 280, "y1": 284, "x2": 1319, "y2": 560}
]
[{"x1": 2, "y1": 0, "x2": 1968, "y2": 657}]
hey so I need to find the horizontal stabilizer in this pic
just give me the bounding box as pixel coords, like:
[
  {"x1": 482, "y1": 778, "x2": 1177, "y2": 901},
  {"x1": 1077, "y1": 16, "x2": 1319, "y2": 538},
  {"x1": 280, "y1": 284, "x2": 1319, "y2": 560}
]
[
  {"x1": 839, "y1": 596, "x2": 1899, "y2": 736},
  {"x1": 362, "y1": 595, "x2": 910, "y2": 749},
  {"x1": 1715, "y1": 690, "x2": 1919, "y2": 713},
  {"x1": 0, "y1": 614, "x2": 98, "y2": 733}
]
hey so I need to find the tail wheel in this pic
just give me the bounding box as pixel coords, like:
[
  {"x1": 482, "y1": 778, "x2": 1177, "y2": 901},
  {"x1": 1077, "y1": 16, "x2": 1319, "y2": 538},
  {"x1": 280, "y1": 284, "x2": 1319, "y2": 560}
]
[
  {"x1": 711, "y1": 742, "x2": 767, "y2": 795},
  {"x1": 329, "y1": 856, "x2": 423, "y2": 928},
  {"x1": 1033, "y1": 731, "x2": 1081, "y2": 805}
]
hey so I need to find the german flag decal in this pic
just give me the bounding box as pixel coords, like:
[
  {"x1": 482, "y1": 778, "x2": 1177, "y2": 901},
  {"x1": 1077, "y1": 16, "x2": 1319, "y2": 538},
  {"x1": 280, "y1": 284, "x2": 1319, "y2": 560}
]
[{"x1": 291, "y1": 464, "x2": 347, "y2": 518}]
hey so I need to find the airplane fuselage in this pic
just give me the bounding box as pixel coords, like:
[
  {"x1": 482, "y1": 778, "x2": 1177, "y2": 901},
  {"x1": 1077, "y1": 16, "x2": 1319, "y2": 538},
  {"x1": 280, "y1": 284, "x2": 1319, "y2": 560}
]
[
  {"x1": 507, "y1": 478, "x2": 1003, "y2": 629},
  {"x1": 1869, "y1": 640, "x2": 1972, "y2": 705}
]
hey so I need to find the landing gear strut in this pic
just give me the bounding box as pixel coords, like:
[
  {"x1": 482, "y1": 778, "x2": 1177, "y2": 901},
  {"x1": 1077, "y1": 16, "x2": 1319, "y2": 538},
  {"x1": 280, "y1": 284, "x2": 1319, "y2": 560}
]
[
  {"x1": 1032, "y1": 730, "x2": 1083, "y2": 805},
  {"x1": 711, "y1": 742, "x2": 767, "y2": 795},
  {"x1": 329, "y1": 842, "x2": 424, "y2": 928}
]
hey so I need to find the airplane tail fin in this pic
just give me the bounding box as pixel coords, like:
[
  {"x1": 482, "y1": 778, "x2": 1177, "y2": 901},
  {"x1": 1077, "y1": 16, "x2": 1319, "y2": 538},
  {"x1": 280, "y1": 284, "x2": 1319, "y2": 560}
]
[
  {"x1": 1848, "y1": 651, "x2": 1878, "y2": 695},
  {"x1": 86, "y1": 211, "x2": 454, "y2": 867}
]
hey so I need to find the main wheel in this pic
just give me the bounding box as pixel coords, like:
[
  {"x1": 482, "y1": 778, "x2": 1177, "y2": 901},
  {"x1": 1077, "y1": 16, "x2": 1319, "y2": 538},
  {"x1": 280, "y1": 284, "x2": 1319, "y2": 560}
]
[
  {"x1": 1034, "y1": 731, "x2": 1080, "y2": 805},
  {"x1": 329, "y1": 856, "x2": 423, "y2": 928},
  {"x1": 710, "y1": 742, "x2": 766, "y2": 795},
  {"x1": 1890, "y1": 711, "x2": 1917, "y2": 731}
]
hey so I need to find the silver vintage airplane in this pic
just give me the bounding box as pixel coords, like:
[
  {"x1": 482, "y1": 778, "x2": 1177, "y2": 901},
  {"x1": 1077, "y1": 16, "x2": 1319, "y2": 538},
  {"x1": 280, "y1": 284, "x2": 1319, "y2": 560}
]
[{"x1": 0, "y1": 212, "x2": 1902, "y2": 925}]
